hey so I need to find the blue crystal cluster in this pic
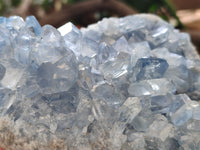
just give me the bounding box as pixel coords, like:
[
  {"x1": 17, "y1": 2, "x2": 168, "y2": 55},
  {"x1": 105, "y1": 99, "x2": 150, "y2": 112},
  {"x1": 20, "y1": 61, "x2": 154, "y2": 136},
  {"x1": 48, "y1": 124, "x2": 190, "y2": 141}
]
[{"x1": 0, "y1": 14, "x2": 200, "y2": 149}]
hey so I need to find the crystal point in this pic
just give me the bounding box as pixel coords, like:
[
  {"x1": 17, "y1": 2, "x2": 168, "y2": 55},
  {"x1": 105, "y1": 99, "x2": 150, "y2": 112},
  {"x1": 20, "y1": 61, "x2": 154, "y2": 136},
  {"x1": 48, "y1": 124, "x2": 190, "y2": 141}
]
[{"x1": 25, "y1": 16, "x2": 41, "y2": 36}]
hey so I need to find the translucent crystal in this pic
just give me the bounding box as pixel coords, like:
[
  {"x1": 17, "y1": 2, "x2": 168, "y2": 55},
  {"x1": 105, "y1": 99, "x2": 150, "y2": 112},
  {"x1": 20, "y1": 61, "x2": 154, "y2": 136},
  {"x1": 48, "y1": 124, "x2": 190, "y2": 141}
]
[
  {"x1": 6, "y1": 16, "x2": 25, "y2": 30},
  {"x1": 129, "y1": 41, "x2": 151, "y2": 66},
  {"x1": 170, "y1": 104, "x2": 193, "y2": 126},
  {"x1": 99, "y1": 52, "x2": 131, "y2": 80},
  {"x1": 41, "y1": 25, "x2": 64, "y2": 47},
  {"x1": 97, "y1": 42, "x2": 117, "y2": 65},
  {"x1": 91, "y1": 82, "x2": 125, "y2": 106},
  {"x1": 187, "y1": 120, "x2": 200, "y2": 131},
  {"x1": 147, "y1": 26, "x2": 169, "y2": 47},
  {"x1": 146, "y1": 94, "x2": 190, "y2": 115},
  {"x1": 13, "y1": 28, "x2": 36, "y2": 65},
  {"x1": 58, "y1": 22, "x2": 81, "y2": 37},
  {"x1": 146, "y1": 114, "x2": 174, "y2": 141},
  {"x1": 30, "y1": 25, "x2": 67, "y2": 68},
  {"x1": 131, "y1": 109, "x2": 154, "y2": 132},
  {"x1": 112, "y1": 36, "x2": 129, "y2": 52},
  {"x1": 98, "y1": 17, "x2": 120, "y2": 36},
  {"x1": 58, "y1": 22, "x2": 82, "y2": 52},
  {"x1": 76, "y1": 37, "x2": 98, "y2": 58},
  {"x1": 25, "y1": 16, "x2": 41, "y2": 36},
  {"x1": 177, "y1": 33, "x2": 199, "y2": 60},
  {"x1": 128, "y1": 78, "x2": 176, "y2": 97},
  {"x1": 193, "y1": 106, "x2": 200, "y2": 120},
  {"x1": 119, "y1": 97, "x2": 142, "y2": 122},
  {"x1": 0, "y1": 59, "x2": 24, "y2": 90},
  {"x1": 36, "y1": 55, "x2": 78, "y2": 94},
  {"x1": 0, "y1": 88, "x2": 15, "y2": 116},
  {"x1": 169, "y1": 94, "x2": 190, "y2": 113},
  {"x1": 0, "y1": 27, "x2": 11, "y2": 55},
  {"x1": 0, "y1": 63, "x2": 6, "y2": 80},
  {"x1": 41, "y1": 84, "x2": 79, "y2": 114},
  {"x1": 131, "y1": 57, "x2": 169, "y2": 82},
  {"x1": 30, "y1": 44, "x2": 63, "y2": 68},
  {"x1": 119, "y1": 15, "x2": 146, "y2": 33},
  {"x1": 0, "y1": 16, "x2": 6, "y2": 25},
  {"x1": 151, "y1": 48, "x2": 189, "y2": 92},
  {"x1": 149, "y1": 94, "x2": 172, "y2": 114}
]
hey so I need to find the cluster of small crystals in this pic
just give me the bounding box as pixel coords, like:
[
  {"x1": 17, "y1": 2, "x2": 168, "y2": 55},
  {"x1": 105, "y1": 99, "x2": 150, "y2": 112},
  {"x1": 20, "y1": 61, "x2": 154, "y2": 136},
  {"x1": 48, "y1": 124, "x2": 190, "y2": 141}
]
[{"x1": 0, "y1": 14, "x2": 200, "y2": 149}]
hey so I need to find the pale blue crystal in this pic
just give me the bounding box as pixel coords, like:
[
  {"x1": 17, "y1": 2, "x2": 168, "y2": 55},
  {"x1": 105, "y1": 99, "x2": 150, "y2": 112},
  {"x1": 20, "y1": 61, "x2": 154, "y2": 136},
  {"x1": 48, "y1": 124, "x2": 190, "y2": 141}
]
[
  {"x1": 193, "y1": 106, "x2": 200, "y2": 120},
  {"x1": 151, "y1": 48, "x2": 190, "y2": 92},
  {"x1": 6, "y1": 16, "x2": 25, "y2": 30},
  {"x1": 58, "y1": 22, "x2": 81, "y2": 38},
  {"x1": 99, "y1": 52, "x2": 131, "y2": 80},
  {"x1": 119, "y1": 97, "x2": 141, "y2": 122},
  {"x1": 112, "y1": 36, "x2": 129, "y2": 52},
  {"x1": 37, "y1": 54, "x2": 78, "y2": 94},
  {"x1": 98, "y1": 17, "x2": 120, "y2": 36},
  {"x1": 81, "y1": 27, "x2": 102, "y2": 43},
  {"x1": 30, "y1": 25, "x2": 67, "y2": 68},
  {"x1": 41, "y1": 25, "x2": 64, "y2": 47},
  {"x1": 131, "y1": 109, "x2": 154, "y2": 132},
  {"x1": 26, "y1": 16, "x2": 41, "y2": 36},
  {"x1": 0, "y1": 27, "x2": 10, "y2": 52},
  {"x1": 131, "y1": 57, "x2": 169, "y2": 81},
  {"x1": 58, "y1": 22, "x2": 82, "y2": 52},
  {"x1": 119, "y1": 15, "x2": 146, "y2": 33},
  {"x1": 0, "y1": 88, "x2": 15, "y2": 116},
  {"x1": 0, "y1": 17, "x2": 7, "y2": 26},
  {"x1": 146, "y1": 115, "x2": 173, "y2": 142},
  {"x1": 128, "y1": 78, "x2": 176, "y2": 97},
  {"x1": 177, "y1": 33, "x2": 199, "y2": 59},
  {"x1": 170, "y1": 104, "x2": 193, "y2": 126},
  {"x1": 129, "y1": 41, "x2": 151, "y2": 66},
  {"x1": 76, "y1": 37, "x2": 98, "y2": 58},
  {"x1": 0, "y1": 63, "x2": 6, "y2": 80},
  {"x1": 147, "y1": 26, "x2": 169, "y2": 47},
  {"x1": 14, "y1": 28, "x2": 36, "y2": 65},
  {"x1": 0, "y1": 59, "x2": 24, "y2": 90},
  {"x1": 148, "y1": 93, "x2": 191, "y2": 116},
  {"x1": 30, "y1": 44, "x2": 63, "y2": 68},
  {"x1": 165, "y1": 64, "x2": 189, "y2": 93},
  {"x1": 42, "y1": 84, "x2": 79, "y2": 114},
  {"x1": 150, "y1": 95, "x2": 172, "y2": 114},
  {"x1": 187, "y1": 120, "x2": 200, "y2": 131},
  {"x1": 91, "y1": 82, "x2": 125, "y2": 106},
  {"x1": 97, "y1": 42, "x2": 117, "y2": 65}
]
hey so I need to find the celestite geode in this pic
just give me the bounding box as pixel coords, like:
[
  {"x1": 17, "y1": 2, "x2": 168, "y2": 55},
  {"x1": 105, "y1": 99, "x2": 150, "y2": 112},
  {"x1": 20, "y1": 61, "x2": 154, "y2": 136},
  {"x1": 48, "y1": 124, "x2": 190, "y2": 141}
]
[{"x1": 0, "y1": 14, "x2": 200, "y2": 150}]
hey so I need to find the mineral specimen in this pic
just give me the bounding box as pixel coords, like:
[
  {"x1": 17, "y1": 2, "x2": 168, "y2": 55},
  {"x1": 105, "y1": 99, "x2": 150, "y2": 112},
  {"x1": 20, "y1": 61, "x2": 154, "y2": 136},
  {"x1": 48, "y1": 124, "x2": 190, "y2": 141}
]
[{"x1": 0, "y1": 14, "x2": 200, "y2": 150}]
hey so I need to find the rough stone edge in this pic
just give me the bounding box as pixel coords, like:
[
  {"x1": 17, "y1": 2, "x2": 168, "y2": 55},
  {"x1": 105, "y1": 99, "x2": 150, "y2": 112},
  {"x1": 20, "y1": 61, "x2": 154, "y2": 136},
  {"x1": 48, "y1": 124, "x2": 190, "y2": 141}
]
[{"x1": 0, "y1": 117, "x2": 68, "y2": 150}]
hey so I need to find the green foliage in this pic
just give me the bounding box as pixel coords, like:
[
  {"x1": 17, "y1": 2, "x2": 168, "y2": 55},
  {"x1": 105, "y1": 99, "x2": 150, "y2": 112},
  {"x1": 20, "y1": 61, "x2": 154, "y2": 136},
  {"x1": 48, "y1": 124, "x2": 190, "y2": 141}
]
[
  {"x1": 0, "y1": 0, "x2": 21, "y2": 15},
  {"x1": 67, "y1": 0, "x2": 89, "y2": 4},
  {"x1": 11, "y1": 0, "x2": 21, "y2": 7},
  {"x1": 121, "y1": 0, "x2": 157, "y2": 12},
  {"x1": 41, "y1": 0, "x2": 54, "y2": 11},
  {"x1": 162, "y1": 0, "x2": 184, "y2": 28},
  {"x1": 0, "y1": 0, "x2": 6, "y2": 15}
]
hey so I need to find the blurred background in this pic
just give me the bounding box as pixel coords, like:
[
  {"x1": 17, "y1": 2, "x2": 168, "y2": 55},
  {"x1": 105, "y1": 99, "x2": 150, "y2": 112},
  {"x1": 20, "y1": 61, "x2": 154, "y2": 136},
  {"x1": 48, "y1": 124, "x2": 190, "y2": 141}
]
[{"x1": 0, "y1": 0, "x2": 200, "y2": 53}]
